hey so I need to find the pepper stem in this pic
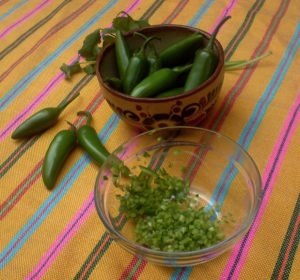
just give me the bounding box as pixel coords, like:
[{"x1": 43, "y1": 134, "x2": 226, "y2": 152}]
[
  {"x1": 77, "y1": 110, "x2": 92, "y2": 126},
  {"x1": 206, "y1": 16, "x2": 231, "y2": 51},
  {"x1": 66, "y1": 121, "x2": 76, "y2": 133},
  {"x1": 57, "y1": 91, "x2": 80, "y2": 113},
  {"x1": 225, "y1": 51, "x2": 272, "y2": 70}
]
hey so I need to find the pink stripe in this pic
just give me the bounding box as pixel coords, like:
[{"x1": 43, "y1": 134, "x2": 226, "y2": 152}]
[
  {"x1": 25, "y1": 192, "x2": 95, "y2": 279},
  {"x1": 224, "y1": 0, "x2": 264, "y2": 59},
  {"x1": 221, "y1": 91, "x2": 300, "y2": 279},
  {"x1": 209, "y1": 0, "x2": 238, "y2": 33},
  {"x1": 0, "y1": 0, "x2": 143, "y2": 141},
  {"x1": 0, "y1": 0, "x2": 52, "y2": 40},
  {"x1": 26, "y1": 132, "x2": 139, "y2": 279},
  {"x1": 0, "y1": 158, "x2": 88, "y2": 264},
  {"x1": 0, "y1": 56, "x2": 77, "y2": 142}
]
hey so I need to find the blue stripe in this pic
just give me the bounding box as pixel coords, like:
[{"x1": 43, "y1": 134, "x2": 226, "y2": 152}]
[
  {"x1": 0, "y1": 0, "x2": 119, "y2": 111},
  {"x1": 188, "y1": 0, "x2": 215, "y2": 27},
  {"x1": 170, "y1": 17, "x2": 300, "y2": 280},
  {"x1": 216, "y1": 21, "x2": 300, "y2": 206},
  {"x1": 0, "y1": 0, "x2": 30, "y2": 22},
  {"x1": 0, "y1": 114, "x2": 120, "y2": 269}
]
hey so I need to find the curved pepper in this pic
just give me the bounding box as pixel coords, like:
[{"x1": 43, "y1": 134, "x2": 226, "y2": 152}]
[
  {"x1": 123, "y1": 35, "x2": 160, "y2": 94},
  {"x1": 158, "y1": 32, "x2": 203, "y2": 67},
  {"x1": 11, "y1": 92, "x2": 80, "y2": 139},
  {"x1": 76, "y1": 111, "x2": 110, "y2": 165},
  {"x1": 184, "y1": 16, "x2": 231, "y2": 91},
  {"x1": 130, "y1": 64, "x2": 192, "y2": 98},
  {"x1": 42, "y1": 122, "x2": 77, "y2": 190},
  {"x1": 115, "y1": 30, "x2": 131, "y2": 82}
]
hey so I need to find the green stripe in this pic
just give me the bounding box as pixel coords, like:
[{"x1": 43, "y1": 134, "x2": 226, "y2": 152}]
[
  {"x1": 164, "y1": 0, "x2": 188, "y2": 24},
  {"x1": 126, "y1": 258, "x2": 143, "y2": 280},
  {"x1": 0, "y1": 75, "x2": 94, "y2": 179},
  {"x1": 224, "y1": 0, "x2": 265, "y2": 60},
  {"x1": 0, "y1": 166, "x2": 42, "y2": 216},
  {"x1": 74, "y1": 216, "x2": 127, "y2": 280},
  {"x1": 0, "y1": 0, "x2": 72, "y2": 60},
  {"x1": 140, "y1": 0, "x2": 165, "y2": 20},
  {"x1": 271, "y1": 194, "x2": 300, "y2": 280}
]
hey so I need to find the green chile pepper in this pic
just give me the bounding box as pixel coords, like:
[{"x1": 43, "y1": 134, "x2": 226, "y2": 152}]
[
  {"x1": 123, "y1": 36, "x2": 159, "y2": 94},
  {"x1": 147, "y1": 41, "x2": 162, "y2": 75},
  {"x1": 158, "y1": 32, "x2": 203, "y2": 67},
  {"x1": 42, "y1": 122, "x2": 77, "y2": 190},
  {"x1": 155, "y1": 87, "x2": 184, "y2": 98},
  {"x1": 184, "y1": 16, "x2": 231, "y2": 91},
  {"x1": 115, "y1": 30, "x2": 131, "y2": 81},
  {"x1": 11, "y1": 92, "x2": 80, "y2": 139},
  {"x1": 103, "y1": 77, "x2": 123, "y2": 91},
  {"x1": 76, "y1": 111, "x2": 110, "y2": 165},
  {"x1": 130, "y1": 64, "x2": 192, "y2": 98}
]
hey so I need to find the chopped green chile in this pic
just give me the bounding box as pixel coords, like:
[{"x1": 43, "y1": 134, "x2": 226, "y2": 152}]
[{"x1": 115, "y1": 166, "x2": 229, "y2": 252}]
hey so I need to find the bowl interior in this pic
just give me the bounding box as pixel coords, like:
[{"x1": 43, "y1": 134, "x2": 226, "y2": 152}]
[{"x1": 94, "y1": 127, "x2": 261, "y2": 265}]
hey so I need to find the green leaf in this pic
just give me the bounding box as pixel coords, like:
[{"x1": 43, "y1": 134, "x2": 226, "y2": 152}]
[
  {"x1": 83, "y1": 64, "x2": 96, "y2": 75},
  {"x1": 112, "y1": 11, "x2": 150, "y2": 33},
  {"x1": 60, "y1": 60, "x2": 82, "y2": 79},
  {"x1": 78, "y1": 29, "x2": 101, "y2": 58}
]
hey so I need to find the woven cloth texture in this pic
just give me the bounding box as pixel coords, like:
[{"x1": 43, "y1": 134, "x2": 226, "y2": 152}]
[{"x1": 0, "y1": 0, "x2": 299, "y2": 279}]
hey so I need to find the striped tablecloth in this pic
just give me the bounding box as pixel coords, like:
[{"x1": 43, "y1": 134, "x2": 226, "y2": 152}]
[{"x1": 1, "y1": 0, "x2": 299, "y2": 279}]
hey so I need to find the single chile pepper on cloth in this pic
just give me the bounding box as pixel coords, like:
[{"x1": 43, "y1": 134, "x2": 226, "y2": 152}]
[
  {"x1": 11, "y1": 92, "x2": 80, "y2": 139},
  {"x1": 76, "y1": 111, "x2": 110, "y2": 165},
  {"x1": 42, "y1": 121, "x2": 77, "y2": 190},
  {"x1": 115, "y1": 30, "x2": 131, "y2": 82},
  {"x1": 158, "y1": 32, "x2": 203, "y2": 67},
  {"x1": 123, "y1": 35, "x2": 160, "y2": 94},
  {"x1": 130, "y1": 64, "x2": 192, "y2": 98},
  {"x1": 184, "y1": 16, "x2": 231, "y2": 92}
]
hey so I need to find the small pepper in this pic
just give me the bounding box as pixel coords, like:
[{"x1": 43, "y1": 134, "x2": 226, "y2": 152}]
[
  {"x1": 147, "y1": 41, "x2": 162, "y2": 75},
  {"x1": 76, "y1": 111, "x2": 110, "y2": 165},
  {"x1": 158, "y1": 32, "x2": 204, "y2": 67},
  {"x1": 103, "y1": 77, "x2": 123, "y2": 91},
  {"x1": 184, "y1": 16, "x2": 231, "y2": 91},
  {"x1": 123, "y1": 35, "x2": 159, "y2": 94},
  {"x1": 155, "y1": 87, "x2": 184, "y2": 98},
  {"x1": 130, "y1": 64, "x2": 192, "y2": 98},
  {"x1": 11, "y1": 92, "x2": 80, "y2": 139},
  {"x1": 115, "y1": 30, "x2": 131, "y2": 82},
  {"x1": 42, "y1": 121, "x2": 77, "y2": 190}
]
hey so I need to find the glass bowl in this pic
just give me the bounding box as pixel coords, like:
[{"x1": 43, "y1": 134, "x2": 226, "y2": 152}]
[{"x1": 94, "y1": 126, "x2": 262, "y2": 267}]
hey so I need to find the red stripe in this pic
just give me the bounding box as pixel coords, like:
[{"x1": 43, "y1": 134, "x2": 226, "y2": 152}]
[
  {"x1": 119, "y1": 258, "x2": 140, "y2": 280},
  {"x1": 0, "y1": 159, "x2": 42, "y2": 220},
  {"x1": 277, "y1": 212, "x2": 300, "y2": 280},
  {"x1": 162, "y1": 0, "x2": 188, "y2": 24},
  {"x1": 0, "y1": 92, "x2": 104, "y2": 219},
  {"x1": 130, "y1": 260, "x2": 147, "y2": 280},
  {"x1": 0, "y1": 0, "x2": 95, "y2": 82}
]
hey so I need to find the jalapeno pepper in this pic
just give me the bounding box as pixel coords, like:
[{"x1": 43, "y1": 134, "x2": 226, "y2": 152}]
[
  {"x1": 155, "y1": 87, "x2": 184, "y2": 98},
  {"x1": 130, "y1": 64, "x2": 192, "y2": 98},
  {"x1": 115, "y1": 30, "x2": 131, "y2": 82},
  {"x1": 76, "y1": 111, "x2": 110, "y2": 165},
  {"x1": 11, "y1": 92, "x2": 80, "y2": 139},
  {"x1": 184, "y1": 16, "x2": 231, "y2": 91},
  {"x1": 159, "y1": 32, "x2": 203, "y2": 67},
  {"x1": 42, "y1": 121, "x2": 77, "y2": 190},
  {"x1": 103, "y1": 77, "x2": 123, "y2": 91},
  {"x1": 123, "y1": 36, "x2": 159, "y2": 94},
  {"x1": 147, "y1": 41, "x2": 162, "y2": 75}
]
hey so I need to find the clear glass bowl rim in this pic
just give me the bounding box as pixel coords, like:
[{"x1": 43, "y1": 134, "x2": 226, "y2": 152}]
[{"x1": 94, "y1": 126, "x2": 262, "y2": 257}]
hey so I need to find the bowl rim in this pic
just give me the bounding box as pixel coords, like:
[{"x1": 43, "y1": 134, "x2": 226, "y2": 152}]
[
  {"x1": 94, "y1": 126, "x2": 262, "y2": 257},
  {"x1": 95, "y1": 24, "x2": 225, "y2": 103}
]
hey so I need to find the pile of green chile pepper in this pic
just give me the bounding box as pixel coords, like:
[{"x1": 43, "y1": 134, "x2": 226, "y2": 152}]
[
  {"x1": 105, "y1": 15, "x2": 271, "y2": 98},
  {"x1": 11, "y1": 92, "x2": 125, "y2": 190}
]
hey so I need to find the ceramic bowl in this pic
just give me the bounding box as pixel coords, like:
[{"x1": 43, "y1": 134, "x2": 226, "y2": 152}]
[
  {"x1": 96, "y1": 24, "x2": 225, "y2": 131},
  {"x1": 94, "y1": 127, "x2": 262, "y2": 266}
]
